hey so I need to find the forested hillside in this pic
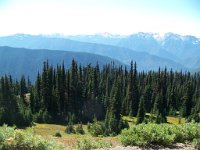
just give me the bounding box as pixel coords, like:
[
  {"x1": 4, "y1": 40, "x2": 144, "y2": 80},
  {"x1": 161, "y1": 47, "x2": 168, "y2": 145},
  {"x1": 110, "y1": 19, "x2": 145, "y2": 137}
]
[
  {"x1": 0, "y1": 46, "x2": 123, "y2": 81},
  {"x1": 0, "y1": 60, "x2": 199, "y2": 133}
]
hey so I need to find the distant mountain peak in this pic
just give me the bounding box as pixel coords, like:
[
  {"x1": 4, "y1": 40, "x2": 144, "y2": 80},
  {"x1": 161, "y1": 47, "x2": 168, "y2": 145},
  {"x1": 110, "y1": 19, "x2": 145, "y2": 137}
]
[
  {"x1": 127, "y1": 32, "x2": 164, "y2": 41},
  {"x1": 136, "y1": 32, "x2": 151, "y2": 38},
  {"x1": 94, "y1": 32, "x2": 123, "y2": 38},
  {"x1": 98, "y1": 32, "x2": 113, "y2": 37},
  {"x1": 13, "y1": 33, "x2": 30, "y2": 38}
]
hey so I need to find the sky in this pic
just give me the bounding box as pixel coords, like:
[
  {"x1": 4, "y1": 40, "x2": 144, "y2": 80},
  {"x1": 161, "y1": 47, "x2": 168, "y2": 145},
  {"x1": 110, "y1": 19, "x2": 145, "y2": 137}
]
[{"x1": 0, "y1": 0, "x2": 200, "y2": 37}]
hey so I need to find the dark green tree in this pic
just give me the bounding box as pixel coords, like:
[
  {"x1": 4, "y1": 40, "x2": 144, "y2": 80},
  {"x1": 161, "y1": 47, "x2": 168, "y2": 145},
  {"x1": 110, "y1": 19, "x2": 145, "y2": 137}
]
[{"x1": 136, "y1": 96, "x2": 145, "y2": 124}]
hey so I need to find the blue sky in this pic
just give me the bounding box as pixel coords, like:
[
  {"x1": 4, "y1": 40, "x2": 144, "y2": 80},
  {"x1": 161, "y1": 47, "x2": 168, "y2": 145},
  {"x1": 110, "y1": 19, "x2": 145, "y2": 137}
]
[{"x1": 0, "y1": 0, "x2": 199, "y2": 36}]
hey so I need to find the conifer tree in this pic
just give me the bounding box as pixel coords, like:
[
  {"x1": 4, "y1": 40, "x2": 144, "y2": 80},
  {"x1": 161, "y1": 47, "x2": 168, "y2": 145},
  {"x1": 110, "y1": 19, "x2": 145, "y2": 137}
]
[
  {"x1": 136, "y1": 96, "x2": 145, "y2": 124},
  {"x1": 20, "y1": 75, "x2": 28, "y2": 104},
  {"x1": 105, "y1": 77, "x2": 122, "y2": 134},
  {"x1": 125, "y1": 61, "x2": 133, "y2": 116},
  {"x1": 130, "y1": 62, "x2": 139, "y2": 116},
  {"x1": 143, "y1": 85, "x2": 152, "y2": 113},
  {"x1": 182, "y1": 81, "x2": 193, "y2": 117}
]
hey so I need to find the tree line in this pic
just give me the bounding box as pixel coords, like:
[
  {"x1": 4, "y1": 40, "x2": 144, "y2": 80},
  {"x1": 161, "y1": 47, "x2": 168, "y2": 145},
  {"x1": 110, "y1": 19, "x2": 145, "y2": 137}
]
[{"x1": 0, "y1": 60, "x2": 200, "y2": 132}]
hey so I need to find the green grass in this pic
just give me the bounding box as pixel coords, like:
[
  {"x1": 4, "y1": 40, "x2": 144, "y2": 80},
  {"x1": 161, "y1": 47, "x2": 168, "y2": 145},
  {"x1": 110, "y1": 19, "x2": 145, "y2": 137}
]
[
  {"x1": 27, "y1": 123, "x2": 118, "y2": 149},
  {"x1": 123, "y1": 114, "x2": 187, "y2": 125},
  {"x1": 29, "y1": 114, "x2": 194, "y2": 148},
  {"x1": 0, "y1": 114, "x2": 196, "y2": 149},
  {"x1": 122, "y1": 116, "x2": 137, "y2": 125}
]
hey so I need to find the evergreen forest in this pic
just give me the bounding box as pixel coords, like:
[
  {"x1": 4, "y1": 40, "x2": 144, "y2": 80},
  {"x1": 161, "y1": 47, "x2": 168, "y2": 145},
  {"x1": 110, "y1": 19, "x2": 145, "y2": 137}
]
[{"x1": 0, "y1": 60, "x2": 200, "y2": 134}]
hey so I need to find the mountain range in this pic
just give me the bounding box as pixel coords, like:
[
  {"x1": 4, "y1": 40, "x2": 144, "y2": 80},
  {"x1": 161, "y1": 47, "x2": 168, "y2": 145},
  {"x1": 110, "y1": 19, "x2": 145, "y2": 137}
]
[
  {"x1": 0, "y1": 33, "x2": 188, "y2": 70},
  {"x1": 0, "y1": 46, "x2": 122, "y2": 81},
  {"x1": 0, "y1": 32, "x2": 199, "y2": 80},
  {"x1": 66, "y1": 32, "x2": 200, "y2": 69}
]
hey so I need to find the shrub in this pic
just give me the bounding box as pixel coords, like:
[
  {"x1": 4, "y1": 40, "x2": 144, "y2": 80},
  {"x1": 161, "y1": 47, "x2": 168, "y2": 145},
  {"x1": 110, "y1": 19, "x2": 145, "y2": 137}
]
[
  {"x1": 119, "y1": 123, "x2": 200, "y2": 146},
  {"x1": 76, "y1": 139, "x2": 92, "y2": 150},
  {"x1": 193, "y1": 138, "x2": 200, "y2": 149},
  {"x1": 54, "y1": 131, "x2": 62, "y2": 137},
  {"x1": 0, "y1": 124, "x2": 15, "y2": 145},
  {"x1": 87, "y1": 122, "x2": 91, "y2": 131},
  {"x1": 0, "y1": 125, "x2": 64, "y2": 150},
  {"x1": 119, "y1": 119, "x2": 129, "y2": 131},
  {"x1": 76, "y1": 139, "x2": 112, "y2": 150},
  {"x1": 65, "y1": 124, "x2": 75, "y2": 134},
  {"x1": 76, "y1": 124, "x2": 85, "y2": 134},
  {"x1": 88, "y1": 121, "x2": 105, "y2": 137}
]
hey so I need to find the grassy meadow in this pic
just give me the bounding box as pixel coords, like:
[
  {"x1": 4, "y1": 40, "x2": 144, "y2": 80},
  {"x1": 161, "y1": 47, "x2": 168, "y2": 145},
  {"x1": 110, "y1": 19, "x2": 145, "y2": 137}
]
[
  {"x1": 20, "y1": 115, "x2": 198, "y2": 148},
  {"x1": 0, "y1": 115, "x2": 200, "y2": 150}
]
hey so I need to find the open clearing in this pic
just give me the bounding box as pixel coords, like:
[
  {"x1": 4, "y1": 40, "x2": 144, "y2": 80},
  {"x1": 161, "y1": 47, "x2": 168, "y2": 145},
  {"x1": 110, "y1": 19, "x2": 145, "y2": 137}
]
[
  {"x1": 26, "y1": 123, "x2": 118, "y2": 149},
  {"x1": 20, "y1": 116, "x2": 196, "y2": 149}
]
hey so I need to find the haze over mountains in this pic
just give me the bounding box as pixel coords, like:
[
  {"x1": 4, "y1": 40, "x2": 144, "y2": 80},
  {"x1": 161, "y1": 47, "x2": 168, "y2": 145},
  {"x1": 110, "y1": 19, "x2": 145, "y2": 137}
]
[
  {"x1": 66, "y1": 32, "x2": 200, "y2": 69},
  {"x1": 0, "y1": 46, "x2": 123, "y2": 81},
  {"x1": 0, "y1": 32, "x2": 199, "y2": 80}
]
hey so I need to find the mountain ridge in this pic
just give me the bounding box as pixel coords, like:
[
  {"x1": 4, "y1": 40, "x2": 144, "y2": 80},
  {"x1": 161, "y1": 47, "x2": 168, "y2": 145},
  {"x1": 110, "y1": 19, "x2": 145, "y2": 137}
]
[
  {"x1": 64, "y1": 32, "x2": 200, "y2": 69},
  {"x1": 0, "y1": 34, "x2": 186, "y2": 71},
  {"x1": 0, "y1": 46, "x2": 124, "y2": 81}
]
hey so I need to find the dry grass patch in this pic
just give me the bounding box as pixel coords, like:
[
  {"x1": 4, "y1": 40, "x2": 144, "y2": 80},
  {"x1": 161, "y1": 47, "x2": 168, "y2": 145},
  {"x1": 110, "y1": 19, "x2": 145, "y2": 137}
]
[
  {"x1": 24, "y1": 123, "x2": 119, "y2": 149},
  {"x1": 167, "y1": 116, "x2": 186, "y2": 124}
]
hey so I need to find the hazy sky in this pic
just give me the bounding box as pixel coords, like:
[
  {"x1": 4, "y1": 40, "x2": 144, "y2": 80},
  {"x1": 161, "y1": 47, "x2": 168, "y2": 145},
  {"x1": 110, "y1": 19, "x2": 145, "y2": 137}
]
[{"x1": 0, "y1": 0, "x2": 199, "y2": 36}]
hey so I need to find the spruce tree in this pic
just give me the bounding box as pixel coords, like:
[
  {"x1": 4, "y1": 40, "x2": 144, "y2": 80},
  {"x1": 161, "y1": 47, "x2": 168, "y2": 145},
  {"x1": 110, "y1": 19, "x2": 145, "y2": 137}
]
[
  {"x1": 130, "y1": 62, "x2": 139, "y2": 116},
  {"x1": 125, "y1": 61, "x2": 133, "y2": 116},
  {"x1": 182, "y1": 81, "x2": 193, "y2": 117},
  {"x1": 105, "y1": 77, "x2": 122, "y2": 135},
  {"x1": 136, "y1": 96, "x2": 145, "y2": 124}
]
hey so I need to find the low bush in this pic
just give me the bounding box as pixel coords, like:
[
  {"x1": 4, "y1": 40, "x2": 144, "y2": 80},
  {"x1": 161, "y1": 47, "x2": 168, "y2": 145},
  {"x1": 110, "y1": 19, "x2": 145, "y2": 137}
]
[
  {"x1": 65, "y1": 124, "x2": 75, "y2": 134},
  {"x1": 0, "y1": 124, "x2": 64, "y2": 150},
  {"x1": 119, "y1": 123, "x2": 200, "y2": 146},
  {"x1": 54, "y1": 131, "x2": 62, "y2": 137},
  {"x1": 193, "y1": 138, "x2": 200, "y2": 149},
  {"x1": 88, "y1": 121, "x2": 105, "y2": 137},
  {"x1": 76, "y1": 139, "x2": 112, "y2": 150},
  {"x1": 76, "y1": 124, "x2": 85, "y2": 134}
]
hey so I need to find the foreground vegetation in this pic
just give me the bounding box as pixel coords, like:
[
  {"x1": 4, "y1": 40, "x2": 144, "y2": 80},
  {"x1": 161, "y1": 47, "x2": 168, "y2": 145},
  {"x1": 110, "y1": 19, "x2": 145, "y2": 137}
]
[
  {"x1": 120, "y1": 123, "x2": 200, "y2": 147},
  {"x1": 0, "y1": 124, "x2": 64, "y2": 150},
  {"x1": 0, "y1": 124, "x2": 116, "y2": 150},
  {"x1": 1, "y1": 122, "x2": 200, "y2": 150}
]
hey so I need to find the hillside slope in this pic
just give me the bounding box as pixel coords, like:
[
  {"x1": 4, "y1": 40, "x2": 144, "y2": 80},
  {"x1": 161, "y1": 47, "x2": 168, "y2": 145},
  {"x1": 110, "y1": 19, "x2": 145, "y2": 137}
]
[{"x1": 0, "y1": 46, "x2": 123, "y2": 81}]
